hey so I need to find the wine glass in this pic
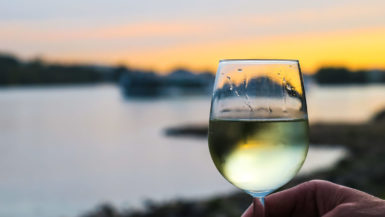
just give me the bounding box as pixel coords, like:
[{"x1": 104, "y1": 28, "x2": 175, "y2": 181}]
[{"x1": 208, "y1": 59, "x2": 309, "y2": 216}]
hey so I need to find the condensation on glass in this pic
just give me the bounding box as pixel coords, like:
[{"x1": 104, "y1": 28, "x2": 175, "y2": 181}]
[{"x1": 210, "y1": 59, "x2": 308, "y2": 121}]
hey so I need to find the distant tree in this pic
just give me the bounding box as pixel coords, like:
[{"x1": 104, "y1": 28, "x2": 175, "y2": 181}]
[
  {"x1": 0, "y1": 53, "x2": 112, "y2": 85},
  {"x1": 113, "y1": 65, "x2": 131, "y2": 82},
  {"x1": 0, "y1": 54, "x2": 21, "y2": 85},
  {"x1": 314, "y1": 67, "x2": 351, "y2": 84},
  {"x1": 352, "y1": 70, "x2": 368, "y2": 84}
]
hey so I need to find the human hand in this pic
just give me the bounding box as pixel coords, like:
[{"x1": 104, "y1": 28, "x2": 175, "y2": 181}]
[{"x1": 242, "y1": 180, "x2": 385, "y2": 217}]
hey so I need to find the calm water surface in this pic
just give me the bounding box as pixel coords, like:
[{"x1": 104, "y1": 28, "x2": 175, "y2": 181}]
[{"x1": 0, "y1": 85, "x2": 384, "y2": 217}]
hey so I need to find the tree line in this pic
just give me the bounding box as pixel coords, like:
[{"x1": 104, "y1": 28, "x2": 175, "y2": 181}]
[
  {"x1": 314, "y1": 67, "x2": 385, "y2": 84},
  {"x1": 1, "y1": 53, "x2": 385, "y2": 86},
  {"x1": 0, "y1": 53, "x2": 123, "y2": 85}
]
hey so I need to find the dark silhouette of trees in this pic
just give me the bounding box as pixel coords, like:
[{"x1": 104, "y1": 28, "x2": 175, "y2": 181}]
[
  {"x1": 0, "y1": 53, "x2": 118, "y2": 85},
  {"x1": 1, "y1": 53, "x2": 385, "y2": 86},
  {"x1": 314, "y1": 67, "x2": 385, "y2": 85}
]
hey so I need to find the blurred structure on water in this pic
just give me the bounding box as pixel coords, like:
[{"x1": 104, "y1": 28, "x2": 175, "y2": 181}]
[{"x1": 119, "y1": 68, "x2": 214, "y2": 98}]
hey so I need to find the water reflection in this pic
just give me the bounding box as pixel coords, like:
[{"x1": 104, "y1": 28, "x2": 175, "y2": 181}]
[{"x1": 0, "y1": 85, "x2": 384, "y2": 217}]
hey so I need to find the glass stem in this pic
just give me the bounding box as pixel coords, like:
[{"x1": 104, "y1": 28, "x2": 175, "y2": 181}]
[{"x1": 253, "y1": 197, "x2": 265, "y2": 217}]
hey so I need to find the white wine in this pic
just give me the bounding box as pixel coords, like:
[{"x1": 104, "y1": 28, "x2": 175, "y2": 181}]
[{"x1": 208, "y1": 119, "x2": 308, "y2": 195}]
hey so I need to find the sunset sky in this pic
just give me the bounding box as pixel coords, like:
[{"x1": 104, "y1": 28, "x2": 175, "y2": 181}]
[{"x1": 1, "y1": 0, "x2": 385, "y2": 74}]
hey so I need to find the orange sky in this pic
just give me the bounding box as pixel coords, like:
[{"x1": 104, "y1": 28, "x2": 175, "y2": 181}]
[
  {"x1": 120, "y1": 27, "x2": 385, "y2": 74},
  {"x1": 39, "y1": 27, "x2": 385, "y2": 74},
  {"x1": 1, "y1": 0, "x2": 385, "y2": 74}
]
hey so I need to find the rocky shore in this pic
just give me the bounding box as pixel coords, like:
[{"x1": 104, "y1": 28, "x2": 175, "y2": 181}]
[{"x1": 81, "y1": 115, "x2": 385, "y2": 217}]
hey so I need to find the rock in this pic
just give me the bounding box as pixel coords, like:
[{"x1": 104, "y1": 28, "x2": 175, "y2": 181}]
[{"x1": 372, "y1": 109, "x2": 385, "y2": 122}]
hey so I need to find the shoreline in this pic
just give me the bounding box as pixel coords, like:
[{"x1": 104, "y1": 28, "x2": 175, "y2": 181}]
[{"x1": 82, "y1": 119, "x2": 385, "y2": 217}]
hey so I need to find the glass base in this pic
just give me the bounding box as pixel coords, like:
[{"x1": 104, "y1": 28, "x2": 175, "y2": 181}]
[{"x1": 245, "y1": 190, "x2": 273, "y2": 198}]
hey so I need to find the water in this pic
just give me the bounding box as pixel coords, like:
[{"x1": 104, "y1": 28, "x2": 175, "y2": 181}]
[
  {"x1": 0, "y1": 85, "x2": 383, "y2": 217},
  {"x1": 307, "y1": 85, "x2": 385, "y2": 123}
]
